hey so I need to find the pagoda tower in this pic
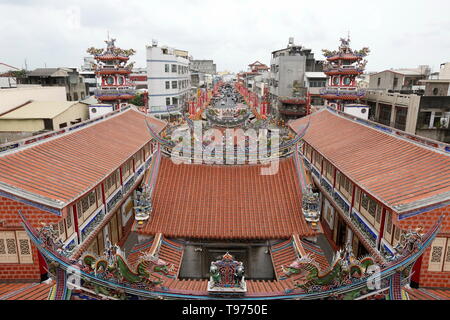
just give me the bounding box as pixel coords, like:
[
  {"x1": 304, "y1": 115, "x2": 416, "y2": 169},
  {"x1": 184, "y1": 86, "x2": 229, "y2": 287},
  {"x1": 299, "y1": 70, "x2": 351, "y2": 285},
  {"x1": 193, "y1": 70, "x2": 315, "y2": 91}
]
[
  {"x1": 320, "y1": 37, "x2": 370, "y2": 112},
  {"x1": 87, "y1": 38, "x2": 136, "y2": 110}
]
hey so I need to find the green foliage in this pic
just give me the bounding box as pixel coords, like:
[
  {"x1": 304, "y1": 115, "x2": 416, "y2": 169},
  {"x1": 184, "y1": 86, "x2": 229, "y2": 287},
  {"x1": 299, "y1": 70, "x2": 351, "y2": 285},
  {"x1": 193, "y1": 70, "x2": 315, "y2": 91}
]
[
  {"x1": 10, "y1": 69, "x2": 27, "y2": 78},
  {"x1": 130, "y1": 93, "x2": 145, "y2": 106}
]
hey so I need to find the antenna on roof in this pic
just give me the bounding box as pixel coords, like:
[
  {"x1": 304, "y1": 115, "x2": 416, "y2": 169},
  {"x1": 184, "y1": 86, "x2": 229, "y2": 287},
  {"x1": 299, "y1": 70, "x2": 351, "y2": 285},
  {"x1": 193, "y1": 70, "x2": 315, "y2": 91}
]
[{"x1": 107, "y1": 30, "x2": 110, "y2": 41}]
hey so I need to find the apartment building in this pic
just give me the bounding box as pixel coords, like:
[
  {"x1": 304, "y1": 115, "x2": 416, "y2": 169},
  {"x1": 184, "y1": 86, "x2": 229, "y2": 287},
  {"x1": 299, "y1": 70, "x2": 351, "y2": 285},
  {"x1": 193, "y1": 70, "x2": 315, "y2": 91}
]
[
  {"x1": 146, "y1": 41, "x2": 191, "y2": 118},
  {"x1": 269, "y1": 38, "x2": 323, "y2": 119},
  {"x1": 18, "y1": 68, "x2": 87, "y2": 101}
]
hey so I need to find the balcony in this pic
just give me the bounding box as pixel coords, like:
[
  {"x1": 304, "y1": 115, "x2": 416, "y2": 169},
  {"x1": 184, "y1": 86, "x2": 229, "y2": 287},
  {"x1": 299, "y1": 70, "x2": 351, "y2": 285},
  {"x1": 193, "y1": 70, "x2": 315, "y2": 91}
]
[
  {"x1": 94, "y1": 88, "x2": 136, "y2": 101},
  {"x1": 320, "y1": 87, "x2": 365, "y2": 99},
  {"x1": 95, "y1": 68, "x2": 131, "y2": 75},
  {"x1": 323, "y1": 65, "x2": 364, "y2": 76},
  {"x1": 278, "y1": 106, "x2": 307, "y2": 116},
  {"x1": 325, "y1": 53, "x2": 365, "y2": 62}
]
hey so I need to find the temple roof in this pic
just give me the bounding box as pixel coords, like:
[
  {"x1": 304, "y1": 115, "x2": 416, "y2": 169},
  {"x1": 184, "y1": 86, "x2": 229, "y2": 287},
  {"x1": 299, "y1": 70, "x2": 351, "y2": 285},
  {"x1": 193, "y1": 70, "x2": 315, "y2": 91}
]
[
  {"x1": 289, "y1": 109, "x2": 450, "y2": 213},
  {"x1": 0, "y1": 281, "x2": 53, "y2": 300},
  {"x1": 0, "y1": 108, "x2": 166, "y2": 209},
  {"x1": 405, "y1": 287, "x2": 450, "y2": 300},
  {"x1": 138, "y1": 157, "x2": 317, "y2": 240}
]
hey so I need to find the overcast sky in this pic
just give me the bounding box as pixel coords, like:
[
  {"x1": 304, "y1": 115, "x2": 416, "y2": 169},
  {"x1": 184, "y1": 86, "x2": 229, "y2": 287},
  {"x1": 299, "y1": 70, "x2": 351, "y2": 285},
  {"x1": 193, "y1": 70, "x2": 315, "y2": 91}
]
[{"x1": 1, "y1": 0, "x2": 449, "y2": 73}]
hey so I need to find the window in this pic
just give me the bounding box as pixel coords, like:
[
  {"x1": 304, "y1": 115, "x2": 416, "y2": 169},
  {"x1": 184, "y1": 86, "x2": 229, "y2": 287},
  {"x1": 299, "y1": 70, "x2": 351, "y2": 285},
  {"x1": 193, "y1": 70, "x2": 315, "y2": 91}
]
[
  {"x1": 0, "y1": 231, "x2": 18, "y2": 263},
  {"x1": 368, "y1": 199, "x2": 377, "y2": 219},
  {"x1": 354, "y1": 187, "x2": 361, "y2": 210},
  {"x1": 323, "y1": 159, "x2": 334, "y2": 181},
  {"x1": 77, "y1": 189, "x2": 98, "y2": 220},
  {"x1": 392, "y1": 225, "x2": 404, "y2": 248},
  {"x1": 377, "y1": 78, "x2": 381, "y2": 87},
  {"x1": 16, "y1": 231, "x2": 33, "y2": 264},
  {"x1": 122, "y1": 159, "x2": 133, "y2": 179},
  {"x1": 172, "y1": 97, "x2": 178, "y2": 105},
  {"x1": 393, "y1": 77, "x2": 398, "y2": 88},
  {"x1": 165, "y1": 81, "x2": 170, "y2": 89},
  {"x1": 105, "y1": 171, "x2": 120, "y2": 197},
  {"x1": 384, "y1": 211, "x2": 393, "y2": 244},
  {"x1": 165, "y1": 64, "x2": 169, "y2": 73},
  {"x1": 360, "y1": 191, "x2": 378, "y2": 225},
  {"x1": 338, "y1": 173, "x2": 352, "y2": 199},
  {"x1": 433, "y1": 88, "x2": 439, "y2": 96},
  {"x1": 166, "y1": 97, "x2": 171, "y2": 106},
  {"x1": 375, "y1": 205, "x2": 382, "y2": 229},
  {"x1": 0, "y1": 231, "x2": 33, "y2": 264},
  {"x1": 172, "y1": 64, "x2": 177, "y2": 73},
  {"x1": 433, "y1": 112, "x2": 443, "y2": 128},
  {"x1": 428, "y1": 237, "x2": 450, "y2": 272},
  {"x1": 313, "y1": 151, "x2": 322, "y2": 170},
  {"x1": 361, "y1": 193, "x2": 369, "y2": 210},
  {"x1": 66, "y1": 207, "x2": 75, "y2": 238},
  {"x1": 134, "y1": 150, "x2": 144, "y2": 167},
  {"x1": 172, "y1": 81, "x2": 177, "y2": 89}
]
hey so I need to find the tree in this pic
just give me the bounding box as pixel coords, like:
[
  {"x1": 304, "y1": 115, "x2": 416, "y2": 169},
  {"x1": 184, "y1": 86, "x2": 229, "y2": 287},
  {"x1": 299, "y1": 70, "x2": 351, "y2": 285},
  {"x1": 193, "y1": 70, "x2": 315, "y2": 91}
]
[
  {"x1": 10, "y1": 69, "x2": 27, "y2": 78},
  {"x1": 129, "y1": 93, "x2": 144, "y2": 106}
]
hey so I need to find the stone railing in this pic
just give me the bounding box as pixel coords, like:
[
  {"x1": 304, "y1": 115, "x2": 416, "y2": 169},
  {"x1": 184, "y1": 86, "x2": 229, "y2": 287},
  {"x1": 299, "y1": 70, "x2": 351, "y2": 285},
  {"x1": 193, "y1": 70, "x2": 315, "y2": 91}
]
[
  {"x1": 206, "y1": 109, "x2": 250, "y2": 127},
  {"x1": 320, "y1": 87, "x2": 365, "y2": 96},
  {"x1": 94, "y1": 88, "x2": 136, "y2": 96},
  {"x1": 350, "y1": 210, "x2": 378, "y2": 248}
]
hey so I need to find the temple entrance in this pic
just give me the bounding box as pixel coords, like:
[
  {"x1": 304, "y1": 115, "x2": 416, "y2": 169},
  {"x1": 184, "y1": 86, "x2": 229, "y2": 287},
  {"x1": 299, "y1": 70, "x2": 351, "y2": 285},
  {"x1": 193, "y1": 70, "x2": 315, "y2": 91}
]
[
  {"x1": 357, "y1": 241, "x2": 369, "y2": 258},
  {"x1": 178, "y1": 241, "x2": 276, "y2": 281},
  {"x1": 333, "y1": 215, "x2": 347, "y2": 250}
]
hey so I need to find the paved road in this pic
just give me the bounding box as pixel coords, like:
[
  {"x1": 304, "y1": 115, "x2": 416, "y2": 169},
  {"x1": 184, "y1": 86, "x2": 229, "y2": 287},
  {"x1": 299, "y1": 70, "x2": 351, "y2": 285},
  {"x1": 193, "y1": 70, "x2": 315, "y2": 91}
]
[{"x1": 216, "y1": 91, "x2": 239, "y2": 109}]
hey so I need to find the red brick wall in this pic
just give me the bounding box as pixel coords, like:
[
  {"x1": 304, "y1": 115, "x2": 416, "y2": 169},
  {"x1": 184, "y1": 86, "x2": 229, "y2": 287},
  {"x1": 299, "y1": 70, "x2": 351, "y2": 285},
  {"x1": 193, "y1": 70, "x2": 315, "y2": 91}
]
[
  {"x1": 0, "y1": 195, "x2": 62, "y2": 228},
  {"x1": 417, "y1": 245, "x2": 450, "y2": 288},
  {"x1": 395, "y1": 205, "x2": 450, "y2": 288},
  {"x1": 0, "y1": 245, "x2": 42, "y2": 282},
  {"x1": 118, "y1": 214, "x2": 135, "y2": 247},
  {"x1": 0, "y1": 195, "x2": 62, "y2": 281}
]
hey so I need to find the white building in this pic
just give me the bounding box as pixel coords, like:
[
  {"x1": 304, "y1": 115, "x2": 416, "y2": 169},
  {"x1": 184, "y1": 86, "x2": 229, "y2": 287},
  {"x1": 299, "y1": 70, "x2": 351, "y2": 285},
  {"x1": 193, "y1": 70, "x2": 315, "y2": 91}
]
[
  {"x1": 130, "y1": 67, "x2": 148, "y2": 90},
  {"x1": 79, "y1": 57, "x2": 97, "y2": 96},
  {"x1": 439, "y1": 62, "x2": 450, "y2": 79},
  {"x1": 0, "y1": 63, "x2": 20, "y2": 89},
  {"x1": 146, "y1": 41, "x2": 191, "y2": 118}
]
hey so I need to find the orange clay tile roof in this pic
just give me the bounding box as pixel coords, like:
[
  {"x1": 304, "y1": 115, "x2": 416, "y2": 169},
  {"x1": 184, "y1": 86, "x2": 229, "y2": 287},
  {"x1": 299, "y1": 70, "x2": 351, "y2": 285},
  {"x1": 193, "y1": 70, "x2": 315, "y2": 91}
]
[
  {"x1": 0, "y1": 108, "x2": 166, "y2": 209},
  {"x1": 127, "y1": 238, "x2": 155, "y2": 267},
  {"x1": 301, "y1": 239, "x2": 330, "y2": 271},
  {"x1": 138, "y1": 156, "x2": 317, "y2": 240},
  {"x1": 290, "y1": 109, "x2": 450, "y2": 213},
  {"x1": 405, "y1": 287, "x2": 450, "y2": 300},
  {"x1": 158, "y1": 238, "x2": 184, "y2": 278},
  {"x1": 128, "y1": 237, "x2": 184, "y2": 279},
  {"x1": 0, "y1": 281, "x2": 52, "y2": 300},
  {"x1": 271, "y1": 239, "x2": 330, "y2": 282},
  {"x1": 160, "y1": 279, "x2": 294, "y2": 295},
  {"x1": 271, "y1": 240, "x2": 298, "y2": 280}
]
